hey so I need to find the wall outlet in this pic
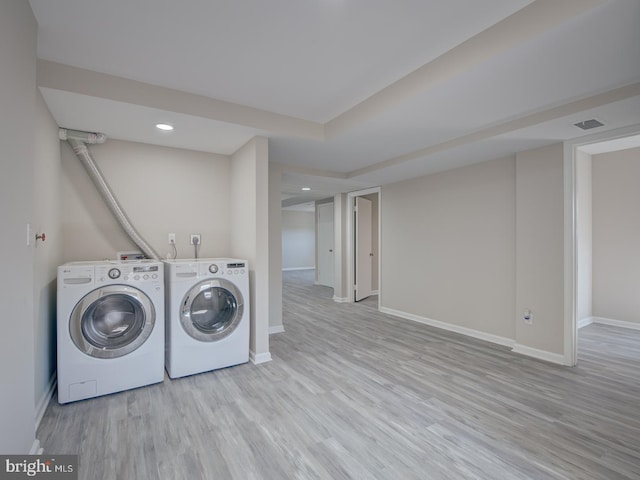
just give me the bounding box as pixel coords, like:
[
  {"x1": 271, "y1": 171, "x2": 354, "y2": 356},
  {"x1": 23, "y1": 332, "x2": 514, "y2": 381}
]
[
  {"x1": 523, "y1": 309, "x2": 533, "y2": 325},
  {"x1": 190, "y1": 234, "x2": 201, "y2": 245},
  {"x1": 168, "y1": 233, "x2": 176, "y2": 244}
]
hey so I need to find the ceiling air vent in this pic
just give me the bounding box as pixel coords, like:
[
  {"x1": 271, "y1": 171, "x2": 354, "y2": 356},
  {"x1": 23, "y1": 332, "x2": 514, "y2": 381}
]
[{"x1": 574, "y1": 119, "x2": 604, "y2": 130}]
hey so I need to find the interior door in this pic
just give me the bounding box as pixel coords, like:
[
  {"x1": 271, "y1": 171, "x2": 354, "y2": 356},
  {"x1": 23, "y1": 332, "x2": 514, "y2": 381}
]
[
  {"x1": 316, "y1": 203, "x2": 334, "y2": 287},
  {"x1": 355, "y1": 196, "x2": 373, "y2": 301}
]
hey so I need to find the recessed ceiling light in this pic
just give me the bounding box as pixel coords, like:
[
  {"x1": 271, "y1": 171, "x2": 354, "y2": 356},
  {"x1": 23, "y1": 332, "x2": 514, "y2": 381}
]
[
  {"x1": 156, "y1": 123, "x2": 174, "y2": 131},
  {"x1": 301, "y1": 187, "x2": 311, "y2": 191}
]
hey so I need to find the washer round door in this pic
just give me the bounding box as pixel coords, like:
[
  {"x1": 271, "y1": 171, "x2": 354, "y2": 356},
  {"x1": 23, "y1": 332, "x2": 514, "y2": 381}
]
[
  {"x1": 180, "y1": 278, "x2": 244, "y2": 342},
  {"x1": 69, "y1": 285, "x2": 155, "y2": 359}
]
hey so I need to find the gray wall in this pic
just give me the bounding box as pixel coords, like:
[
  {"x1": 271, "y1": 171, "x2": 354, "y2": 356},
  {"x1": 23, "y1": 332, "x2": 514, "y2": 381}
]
[
  {"x1": 333, "y1": 193, "x2": 349, "y2": 300},
  {"x1": 282, "y1": 210, "x2": 315, "y2": 270},
  {"x1": 0, "y1": 0, "x2": 38, "y2": 453},
  {"x1": 592, "y1": 146, "x2": 640, "y2": 324},
  {"x1": 61, "y1": 139, "x2": 231, "y2": 261},
  {"x1": 268, "y1": 164, "x2": 283, "y2": 331},
  {"x1": 231, "y1": 137, "x2": 270, "y2": 361},
  {"x1": 515, "y1": 143, "x2": 565, "y2": 356},
  {"x1": 34, "y1": 91, "x2": 62, "y2": 424},
  {"x1": 381, "y1": 156, "x2": 516, "y2": 339},
  {"x1": 380, "y1": 143, "x2": 568, "y2": 358},
  {"x1": 576, "y1": 150, "x2": 593, "y2": 324}
]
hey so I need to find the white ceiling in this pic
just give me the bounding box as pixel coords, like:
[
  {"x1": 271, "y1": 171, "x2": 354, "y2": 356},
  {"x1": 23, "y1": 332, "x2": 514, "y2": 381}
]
[{"x1": 30, "y1": 0, "x2": 640, "y2": 206}]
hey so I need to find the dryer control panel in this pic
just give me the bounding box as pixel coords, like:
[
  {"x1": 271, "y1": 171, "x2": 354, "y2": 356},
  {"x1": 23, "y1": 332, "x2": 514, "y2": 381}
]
[
  {"x1": 166, "y1": 258, "x2": 248, "y2": 280},
  {"x1": 198, "y1": 261, "x2": 246, "y2": 277},
  {"x1": 224, "y1": 262, "x2": 247, "y2": 276}
]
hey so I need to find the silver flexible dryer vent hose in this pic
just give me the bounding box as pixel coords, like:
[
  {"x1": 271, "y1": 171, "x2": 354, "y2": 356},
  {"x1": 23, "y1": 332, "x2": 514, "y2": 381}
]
[
  {"x1": 60, "y1": 128, "x2": 161, "y2": 261},
  {"x1": 58, "y1": 128, "x2": 106, "y2": 145}
]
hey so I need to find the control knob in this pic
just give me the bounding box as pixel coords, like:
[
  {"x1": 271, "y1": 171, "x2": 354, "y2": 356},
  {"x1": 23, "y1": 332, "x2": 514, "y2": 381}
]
[{"x1": 108, "y1": 268, "x2": 121, "y2": 279}]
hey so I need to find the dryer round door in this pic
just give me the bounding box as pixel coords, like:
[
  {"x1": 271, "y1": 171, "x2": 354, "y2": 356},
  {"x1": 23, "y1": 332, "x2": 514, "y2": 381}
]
[
  {"x1": 69, "y1": 285, "x2": 156, "y2": 359},
  {"x1": 180, "y1": 278, "x2": 244, "y2": 342}
]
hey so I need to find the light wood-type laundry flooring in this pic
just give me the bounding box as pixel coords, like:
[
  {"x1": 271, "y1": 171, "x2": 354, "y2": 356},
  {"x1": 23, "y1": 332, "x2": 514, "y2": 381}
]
[{"x1": 38, "y1": 269, "x2": 640, "y2": 479}]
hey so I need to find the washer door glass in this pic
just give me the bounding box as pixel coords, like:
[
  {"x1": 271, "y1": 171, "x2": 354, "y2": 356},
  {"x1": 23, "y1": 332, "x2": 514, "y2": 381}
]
[
  {"x1": 181, "y1": 279, "x2": 244, "y2": 342},
  {"x1": 70, "y1": 286, "x2": 155, "y2": 359}
]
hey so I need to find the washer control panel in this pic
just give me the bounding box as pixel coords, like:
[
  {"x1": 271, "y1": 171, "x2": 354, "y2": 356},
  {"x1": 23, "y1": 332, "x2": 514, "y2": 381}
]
[
  {"x1": 59, "y1": 265, "x2": 94, "y2": 288},
  {"x1": 96, "y1": 262, "x2": 162, "y2": 284}
]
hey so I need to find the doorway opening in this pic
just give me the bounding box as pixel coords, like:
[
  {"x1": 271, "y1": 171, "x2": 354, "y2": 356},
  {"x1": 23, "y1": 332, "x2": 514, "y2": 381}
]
[{"x1": 565, "y1": 124, "x2": 640, "y2": 366}]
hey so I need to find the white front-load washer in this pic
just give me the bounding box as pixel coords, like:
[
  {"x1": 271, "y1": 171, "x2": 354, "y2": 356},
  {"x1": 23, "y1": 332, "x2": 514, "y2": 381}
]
[
  {"x1": 57, "y1": 260, "x2": 165, "y2": 403},
  {"x1": 164, "y1": 258, "x2": 250, "y2": 379}
]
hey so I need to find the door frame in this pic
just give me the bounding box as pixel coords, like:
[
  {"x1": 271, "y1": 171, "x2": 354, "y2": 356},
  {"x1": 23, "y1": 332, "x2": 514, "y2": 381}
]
[
  {"x1": 563, "y1": 122, "x2": 640, "y2": 366},
  {"x1": 346, "y1": 187, "x2": 381, "y2": 303}
]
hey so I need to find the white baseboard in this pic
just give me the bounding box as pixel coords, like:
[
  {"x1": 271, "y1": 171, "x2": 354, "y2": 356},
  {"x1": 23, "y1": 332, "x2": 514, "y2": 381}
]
[
  {"x1": 269, "y1": 325, "x2": 285, "y2": 334},
  {"x1": 282, "y1": 267, "x2": 315, "y2": 271},
  {"x1": 250, "y1": 350, "x2": 272, "y2": 364},
  {"x1": 30, "y1": 439, "x2": 43, "y2": 455},
  {"x1": 333, "y1": 296, "x2": 350, "y2": 303},
  {"x1": 577, "y1": 317, "x2": 594, "y2": 329},
  {"x1": 35, "y1": 372, "x2": 57, "y2": 430},
  {"x1": 378, "y1": 306, "x2": 571, "y2": 366},
  {"x1": 378, "y1": 306, "x2": 515, "y2": 349},
  {"x1": 591, "y1": 316, "x2": 640, "y2": 331},
  {"x1": 371, "y1": 290, "x2": 379, "y2": 295},
  {"x1": 511, "y1": 344, "x2": 567, "y2": 365}
]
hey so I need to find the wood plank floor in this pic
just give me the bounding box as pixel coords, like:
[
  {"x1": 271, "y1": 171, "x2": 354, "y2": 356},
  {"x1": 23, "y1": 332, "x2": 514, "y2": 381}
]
[{"x1": 38, "y1": 269, "x2": 640, "y2": 479}]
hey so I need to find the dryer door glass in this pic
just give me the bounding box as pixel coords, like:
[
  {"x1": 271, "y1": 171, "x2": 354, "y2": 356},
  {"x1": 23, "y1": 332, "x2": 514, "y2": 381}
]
[
  {"x1": 181, "y1": 279, "x2": 244, "y2": 342},
  {"x1": 70, "y1": 286, "x2": 156, "y2": 359},
  {"x1": 191, "y1": 287, "x2": 236, "y2": 334},
  {"x1": 82, "y1": 295, "x2": 145, "y2": 349}
]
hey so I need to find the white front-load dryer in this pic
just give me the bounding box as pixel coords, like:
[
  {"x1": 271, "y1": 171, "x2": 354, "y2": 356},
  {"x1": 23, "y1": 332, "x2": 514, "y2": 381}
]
[
  {"x1": 57, "y1": 260, "x2": 165, "y2": 403},
  {"x1": 164, "y1": 258, "x2": 250, "y2": 379}
]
